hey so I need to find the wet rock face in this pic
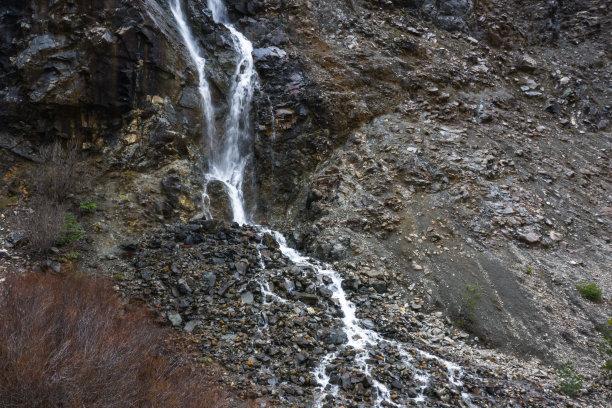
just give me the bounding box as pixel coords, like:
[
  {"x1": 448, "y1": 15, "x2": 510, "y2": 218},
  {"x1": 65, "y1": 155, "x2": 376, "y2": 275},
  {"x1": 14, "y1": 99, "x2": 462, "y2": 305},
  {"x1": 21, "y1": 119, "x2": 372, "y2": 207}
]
[
  {"x1": 0, "y1": 0, "x2": 248, "y2": 176},
  {"x1": 205, "y1": 180, "x2": 234, "y2": 221},
  {"x1": 1, "y1": 0, "x2": 196, "y2": 144}
]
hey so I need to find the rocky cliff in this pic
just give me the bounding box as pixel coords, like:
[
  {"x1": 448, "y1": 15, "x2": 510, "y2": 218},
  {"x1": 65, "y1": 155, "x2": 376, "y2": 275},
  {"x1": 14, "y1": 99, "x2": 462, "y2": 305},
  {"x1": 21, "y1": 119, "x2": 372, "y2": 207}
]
[{"x1": 0, "y1": 0, "x2": 610, "y2": 406}]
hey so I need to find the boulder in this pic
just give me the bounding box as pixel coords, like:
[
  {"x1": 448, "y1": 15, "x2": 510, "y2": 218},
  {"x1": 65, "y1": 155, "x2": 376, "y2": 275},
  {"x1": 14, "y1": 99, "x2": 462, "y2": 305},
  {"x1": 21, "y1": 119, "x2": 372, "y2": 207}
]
[{"x1": 205, "y1": 180, "x2": 234, "y2": 221}]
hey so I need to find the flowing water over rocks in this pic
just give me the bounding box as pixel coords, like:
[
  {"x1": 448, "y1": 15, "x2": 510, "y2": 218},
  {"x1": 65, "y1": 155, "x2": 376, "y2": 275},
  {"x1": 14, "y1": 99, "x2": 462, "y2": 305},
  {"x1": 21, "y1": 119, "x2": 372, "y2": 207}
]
[
  {"x1": 1, "y1": 0, "x2": 610, "y2": 406},
  {"x1": 170, "y1": 2, "x2": 481, "y2": 404},
  {"x1": 172, "y1": 0, "x2": 256, "y2": 224},
  {"x1": 164, "y1": 1, "x2": 610, "y2": 406},
  {"x1": 117, "y1": 219, "x2": 580, "y2": 406}
]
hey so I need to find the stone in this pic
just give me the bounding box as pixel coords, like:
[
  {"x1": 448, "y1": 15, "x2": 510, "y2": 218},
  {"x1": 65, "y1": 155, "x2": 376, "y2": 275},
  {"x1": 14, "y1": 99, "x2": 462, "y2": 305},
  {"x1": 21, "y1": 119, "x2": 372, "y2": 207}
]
[
  {"x1": 363, "y1": 268, "x2": 384, "y2": 278},
  {"x1": 320, "y1": 329, "x2": 348, "y2": 345},
  {"x1": 241, "y1": 291, "x2": 254, "y2": 304},
  {"x1": 371, "y1": 281, "x2": 387, "y2": 293},
  {"x1": 361, "y1": 319, "x2": 375, "y2": 330},
  {"x1": 235, "y1": 261, "x2": 248, "y2": 274},
  {"x1": 253, "y1": 46, "x2": 287, "y2": 61},
  {"x1": 177, "y1": 278, "x2": 192, "y2": 294},
  {"x1": 515, "y1": 54, "x2": 538, "y2": 71},
  {"x1": 140, "y1": 268, "x2": 153, "y2": 281},
  {"x1": 296, "y1": 292, "x2": 319, "y2": 305},
  {"x1": 200, "y1": 219, "x2": 226, "y2": 234},
  {"x1": 184, "y1": 320, "x2": 201, "y2": 333},
  {"x1": 597, "y1": 119, "x2": 610, "y2": 130},
  {"x1": 318, "y1": 287, "x2": 333, "y2": 298},
  {"x1": 167, "y1": 311, "x2": 182, "y2": 327},
  {"x1": 205, "y1": 180, "x2": 233, "y2": 222},
  {"x1": 295, "y1": 352, "x2": 308, "y2": 363},
  {"x1": 262, "y1": 233, "x2": 280, "y2": 250},
  {"x1": 520, "y1": 231, "x2": 541, "y2": 244},
  {"x1": 203, "y1": 273, "x2": 216, "y2": 287}
]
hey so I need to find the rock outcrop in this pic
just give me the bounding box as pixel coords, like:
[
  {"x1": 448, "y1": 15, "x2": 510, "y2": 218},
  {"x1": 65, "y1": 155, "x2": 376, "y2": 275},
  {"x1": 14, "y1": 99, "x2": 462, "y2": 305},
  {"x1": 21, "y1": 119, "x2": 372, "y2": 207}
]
[{"x1": 0, "y1": 0, "x2": 610, "y2": 405}]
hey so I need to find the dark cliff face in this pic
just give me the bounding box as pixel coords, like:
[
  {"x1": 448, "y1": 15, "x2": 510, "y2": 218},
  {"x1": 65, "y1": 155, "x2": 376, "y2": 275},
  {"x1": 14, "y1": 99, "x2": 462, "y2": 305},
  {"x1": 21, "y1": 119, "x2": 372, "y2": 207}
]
[{"x1": 0, "y1": 0, "x2": 207, "y2": 166}]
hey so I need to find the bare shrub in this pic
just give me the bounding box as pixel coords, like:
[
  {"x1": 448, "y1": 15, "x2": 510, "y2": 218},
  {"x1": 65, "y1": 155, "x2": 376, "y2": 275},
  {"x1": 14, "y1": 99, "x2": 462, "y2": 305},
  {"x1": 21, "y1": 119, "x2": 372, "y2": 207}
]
[
  {"x1": 0, "y1": 271, "x2": 237, "y2": 408},
  {"x1": 13, "y1": 197, "x2": 67, "y2": 252},
  {"x1": 33, "y1": 139, "x2": 82, "y2": 203}
]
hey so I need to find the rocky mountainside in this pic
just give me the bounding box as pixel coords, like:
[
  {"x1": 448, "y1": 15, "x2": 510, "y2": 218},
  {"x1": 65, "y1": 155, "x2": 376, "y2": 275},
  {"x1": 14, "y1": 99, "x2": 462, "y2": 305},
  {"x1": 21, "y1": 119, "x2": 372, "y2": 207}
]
[{"x1": 1, "y1": 0, "x2": 610, "y2": 407}]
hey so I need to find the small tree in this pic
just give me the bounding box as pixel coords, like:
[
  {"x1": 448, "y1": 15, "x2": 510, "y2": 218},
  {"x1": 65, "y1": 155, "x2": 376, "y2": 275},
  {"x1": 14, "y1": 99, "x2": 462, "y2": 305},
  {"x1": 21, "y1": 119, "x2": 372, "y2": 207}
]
[{"x1": 556, "y1": 361, "x2": 583, "y2": 397}]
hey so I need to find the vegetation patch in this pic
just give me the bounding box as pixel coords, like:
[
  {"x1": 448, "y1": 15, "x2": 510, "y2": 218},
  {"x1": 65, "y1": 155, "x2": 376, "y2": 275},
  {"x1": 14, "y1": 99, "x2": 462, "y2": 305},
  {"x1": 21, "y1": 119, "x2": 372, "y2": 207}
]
[
  {"x1": 56, "y1": 212, "x2": 85, "y2": 246},
  {"x1": 556, "y1": 361, "x2": 583, "y2": 397},
  {"x1": 576, "y1": 281, "x2": 603, "y2": 302},
  {"x1": 599, "y1": 318, "x2": 612, "y2": 373},
  {"x1": 0, "y1": 271, "x2": 236, "y2": 407},
  {"x1": 79, "y1": 198, "x2": 97, "y2": 214},
  {"x1": 14, "y1": 197, "x2": 66, "y2": 252},
  {"x1": 455, "y1": 284, "x2": 482, "y2": 329},
  {"x1": 459, "y1": 284, "x2": 482, "y2": 316}
]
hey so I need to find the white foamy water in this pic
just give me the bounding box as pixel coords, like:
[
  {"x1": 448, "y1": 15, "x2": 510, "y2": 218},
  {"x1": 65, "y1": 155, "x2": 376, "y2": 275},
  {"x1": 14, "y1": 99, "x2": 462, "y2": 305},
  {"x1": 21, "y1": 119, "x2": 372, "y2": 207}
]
[
  {"x1": 206, "y1": 0, "x2": 256, "y2": 225},
  {"x1": 173, "y1": 0, "x2": 255, "y2": 225},
  {"x1": 263, "y1": 229, "x2": 473, "y2": 407},
  {"x1": 172, "y1": 1, "x2": 474, "y2": 406},
  {"x1": 170, "y1": 0, "x2": 215, "y2": 148}
]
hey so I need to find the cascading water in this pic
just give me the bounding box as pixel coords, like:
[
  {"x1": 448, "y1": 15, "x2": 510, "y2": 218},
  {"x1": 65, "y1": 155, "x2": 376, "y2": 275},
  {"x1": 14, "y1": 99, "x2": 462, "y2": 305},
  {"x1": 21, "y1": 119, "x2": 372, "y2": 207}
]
[
  {"x1": 205, "y1": 0, "x2": 256, "y2": 226},
  {"x1": 171, "y1": 1, "x2": 474, "y2": 406},
  {"x1": 172, "y1": 0, "x2": 254, "y2": 224}
]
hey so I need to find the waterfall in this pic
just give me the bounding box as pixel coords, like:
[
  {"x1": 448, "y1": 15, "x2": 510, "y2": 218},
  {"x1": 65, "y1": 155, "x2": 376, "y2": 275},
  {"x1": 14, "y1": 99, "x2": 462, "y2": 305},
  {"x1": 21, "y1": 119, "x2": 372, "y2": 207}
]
[
  {"x1": 170, "y1": 0, "x2": 215, "y2": 154},
  {"x1": 205, "y1": 0, "x2": 256, "y2": 226},
  {"x1": 171, "y1": 1, "x2": 474, "y2": 406},
  {"x1": 172, "y1": 0, "x2": 255, "y2": 225}
]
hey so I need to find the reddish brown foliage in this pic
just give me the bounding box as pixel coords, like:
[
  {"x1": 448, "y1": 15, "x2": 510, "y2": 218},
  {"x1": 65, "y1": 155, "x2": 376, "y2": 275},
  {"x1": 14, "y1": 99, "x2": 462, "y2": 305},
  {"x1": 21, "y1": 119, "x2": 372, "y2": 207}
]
[{"x1": 0, "y1": 271, "x2": 233, "y2": 408}]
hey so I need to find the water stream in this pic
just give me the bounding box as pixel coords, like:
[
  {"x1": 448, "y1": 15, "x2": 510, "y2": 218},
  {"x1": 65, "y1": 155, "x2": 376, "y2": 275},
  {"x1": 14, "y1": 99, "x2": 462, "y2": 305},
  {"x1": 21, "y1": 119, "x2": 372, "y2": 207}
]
[{"x1": 171, "y1": 1, "x2": 473, "y2": 406}]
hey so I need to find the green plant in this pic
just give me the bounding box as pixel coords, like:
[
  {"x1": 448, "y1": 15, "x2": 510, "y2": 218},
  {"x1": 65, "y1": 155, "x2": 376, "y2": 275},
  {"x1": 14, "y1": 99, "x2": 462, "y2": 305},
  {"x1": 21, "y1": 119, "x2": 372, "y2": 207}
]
[
  {"x1": 525, "y1": 267, "x2": 533, "y2": 275},
  {"x1": 576, "y1": 281, "x2": 603, "y2": 302},
  {"x1": 460, "y1": 284, "x2": 482, "y2": 312},
  {"x1": 67, "y1": 251, "x2": 80, "y2": 260},
  {"x1": 556, "y1": 361, "x2": 583, "y2": 397},
  {"x1": 598, "y1": 318, "x2": 612, "y2": 372},
  {"x1": 454, "y1": 319, "x2": 468, "y2": 330},
  {"x1": 79, "y1": 198, "x2": 97, "y2": 213},
  {"x1": 457, "y1": 284, "x2": 482, "y2": 325},
  {"x1": 113, "y1": 274, "x2": 124, "y2": 281},
  {"x1": 56, "y1": 212, "x2": 85, "y2": 246}
]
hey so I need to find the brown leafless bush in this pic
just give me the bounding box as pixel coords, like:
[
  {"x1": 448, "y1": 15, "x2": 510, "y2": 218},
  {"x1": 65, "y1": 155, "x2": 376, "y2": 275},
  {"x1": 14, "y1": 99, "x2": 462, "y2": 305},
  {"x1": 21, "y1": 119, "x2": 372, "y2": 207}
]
[
  {"x1": 13, "y1": 196, "x2": 67, "y2": 252},
  {"x1": 33, "y1": 139, "x2": 82, "y2": 203},
  {"x1": 0, "y1": 271, "x2": 235, "y2": 408}
]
